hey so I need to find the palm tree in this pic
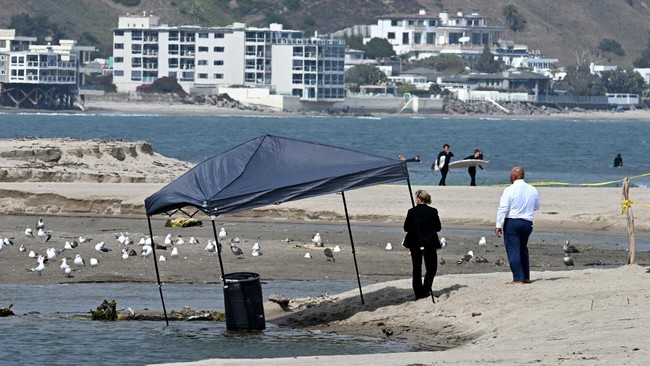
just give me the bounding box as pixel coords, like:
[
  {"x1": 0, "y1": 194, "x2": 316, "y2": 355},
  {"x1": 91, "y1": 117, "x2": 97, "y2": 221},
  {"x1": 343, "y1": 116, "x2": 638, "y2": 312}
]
[{"x1": 502, "y1": 4, "x2": 527, "y2": 65}]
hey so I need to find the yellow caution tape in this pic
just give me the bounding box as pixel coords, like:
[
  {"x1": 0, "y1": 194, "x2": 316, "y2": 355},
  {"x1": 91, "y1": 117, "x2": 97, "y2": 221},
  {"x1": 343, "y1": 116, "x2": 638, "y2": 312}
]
[
  {"x1": 621, "y1": 199, "x2": 650, "y2": 214},
  {"x1": 495, "y1": 172, "x2": 650, "y2": 188}
]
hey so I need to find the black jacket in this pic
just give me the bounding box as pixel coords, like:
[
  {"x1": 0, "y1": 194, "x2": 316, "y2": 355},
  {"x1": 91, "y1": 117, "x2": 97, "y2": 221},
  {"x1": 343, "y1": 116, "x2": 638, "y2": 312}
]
[{"x1": 403, "y1": 204, "x2": 442, "y2": 250}]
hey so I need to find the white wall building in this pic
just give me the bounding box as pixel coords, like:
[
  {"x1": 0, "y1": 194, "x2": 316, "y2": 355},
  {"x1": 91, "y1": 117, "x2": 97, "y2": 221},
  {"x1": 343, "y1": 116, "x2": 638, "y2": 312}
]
[
  {"x1": 113, "y1": 14, "x2": 345, "y2": 101},
  {"x1": 368, "y1": 9, "x2": 504, "y2": 61}
]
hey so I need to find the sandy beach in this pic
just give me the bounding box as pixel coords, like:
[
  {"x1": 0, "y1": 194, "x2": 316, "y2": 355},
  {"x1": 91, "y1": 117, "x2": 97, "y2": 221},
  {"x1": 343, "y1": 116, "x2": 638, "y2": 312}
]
[{"x1": 2, "y1": 133, "x2": 650, "y2": 365}]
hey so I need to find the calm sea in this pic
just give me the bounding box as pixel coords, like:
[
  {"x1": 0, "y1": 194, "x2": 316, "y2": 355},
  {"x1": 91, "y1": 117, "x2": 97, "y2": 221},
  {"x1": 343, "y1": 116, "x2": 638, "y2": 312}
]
[
  {"x1": 0, "y1": 111, "x2": 648, "y2": 364},
  {"x1": 0, "y1": 111, "x2": 648, "y2": 187}
]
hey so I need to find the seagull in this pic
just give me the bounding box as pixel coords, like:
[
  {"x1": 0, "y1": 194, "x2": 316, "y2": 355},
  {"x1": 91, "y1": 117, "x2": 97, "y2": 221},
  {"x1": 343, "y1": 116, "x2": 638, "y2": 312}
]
[
  {"x1": 231, "y1": 237, "x2": 240, "y2": 244},
  {"x1": 230, "y1": 242, "x2": 244, "y2": 257},
  {"x1": 333, "y1": 245, "x2": 341, "y2": 252},
  {"x1": 117, "y1": 233, "x2": 127, "y2": 245},
  {"x1": 189, "y1": 236, "x2": 199, "y2": 245},
  {"x1": 64, "y1": 266, "x2": 73, "y2": 278},
  {"x1": 128, "y1": 249, "x2": 137, "y2": 257},
  {"x1": 495, "y1": 258, "x2": 506, "y2": 266},
  {"x1": 95, "y1": 242, "x2": 110, "y2": 253},
  {"x1": 440, "y1": 237, "x2": 447, "y2": 249},
  {"x1": 138, "y1": 237, "x2": 146, "y2": 245},
  {"x1": 204, "y1": 240, "x2": 216, "y2": 253},
  {"x1": 563, "y1": 240, "x2": 580, "y2": 254},
  {"x1": 25, "y1": 228, "x2": 33, "y2": 237},
  {"x1": 564, "y1": 254, "x2": 574, "y2": 266},
  {"x1": 304, "y1": 252, "x2": 312, "y2": 259},
  {"x1": 79, "y1": 235, "x2": 91, "y2": 243},
  {"x1": 19, "y1": 244, "x2": 26, "y2": 252},
  {"x1": 141, "y1": 245, "x2": 153, "y2": 257},
  {"x1": 36, "y1": 217, "x2": 45, "y2": 230},
  {"x1": 457, "y1": 250, "x2": 474, "y2": 265},
  {"x1": 312, "y1": 233, "x2": 323, "y2": 247},
  {"x1": 28, "y1": 256, "x2": 46, "y2": 276},
  {"x1": 74, "y1": 254, "x2": 86, "y2": 267},
  {"x1": 3, "y1": 238, "x2": 13, "y2": 246},
  {"x1": 46, "y1": 247, "x2": 59, "y2": 261},
  {"x1": 37, "y1": 228, "x2": 52, "y2": 242},
  {"x1": 164, "y1": 234, "x2": 173, "y2": 246},
  {"x1": 176, "y1": 237, "x2": 185, "y2": 245},
  {"x1": 159, "y1": 255, "x2": 167, "y2": 262},
  {"x1": 385, "y1": 242, "x2": 393, "y2": 251},
  {"x1": 252, "y1": 242, "x2": 260, "y2": 251},
  {"x1": 121, "y1": 249, "x2": 129, "y2": 260},
  {"x1": 324, "y1": 248, "x2": 335, "y2": 262},
  {"x1": 64, "y1": 241, "x2": 74, "y2": 250},
  {"x1": 474, "y1": 256, "x2": 489, "y2": 263},
  {"x1": 478, "y1": 237, "x2": 487, "y2": 246},
  {"x1": 90, "y1": 258, "x2": 99, "y2": 266},
  {"x1": 170, "y1": 247, "x2": 179, "y2": 257},
  {"x1": 252, "y1": 248, "x2": 262, "y2": 257},
  {"x1": 218, "y1": 228, "x2": 228, "y2": 241},
  {"x1": 28, "y1": 250, "x2": 37, "y2": 258},
  {"x1": 60, "y1": 258, "x2": 70, "y2": 271},
  {"x1": 284, "y1": 237, "x2": 293, "y2": 243}
]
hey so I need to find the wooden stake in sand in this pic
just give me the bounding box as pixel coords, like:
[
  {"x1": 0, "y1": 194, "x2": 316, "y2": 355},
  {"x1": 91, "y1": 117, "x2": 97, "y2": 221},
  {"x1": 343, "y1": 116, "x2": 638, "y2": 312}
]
[{"x1": 622, "y1": 177, "x2": 637, "y2": 264}]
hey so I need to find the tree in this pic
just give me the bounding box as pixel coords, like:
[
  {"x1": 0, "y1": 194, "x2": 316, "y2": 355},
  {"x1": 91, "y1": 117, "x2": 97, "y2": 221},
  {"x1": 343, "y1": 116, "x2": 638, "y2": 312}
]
[
  {"x1": 345, "y1": 64, "x2": 387, "y2": 86},
  {"x1": 633, "y1": 32, "x2": 650, "y2": 67},
  {"x1": 598, "y1": 39, "x2": 625, "y2": 57},
  {"x1": 9, "y1": 13, "x2": 67, "y2": 44},
  {"x1": 502, "y1": 4, "x2": 527, "y2": 62},
  {"x1": 364, "y1": 38, "x2": 395, "y2": 59},
  {"x1": 599, "y1": 68, "x2": 646, "y2": 94},
  {"x1": 560, "y1": 65, "x2": 606, "y2": 96},
  {"x1": 343, "y1": 35, "x2": 365, "y2": 51},
  {"x1": 474, "y1": 44, "x2": 503, "y2": 73},
  {"x1": 138, "y1": 76, "x2": 187, "y2": 96}
]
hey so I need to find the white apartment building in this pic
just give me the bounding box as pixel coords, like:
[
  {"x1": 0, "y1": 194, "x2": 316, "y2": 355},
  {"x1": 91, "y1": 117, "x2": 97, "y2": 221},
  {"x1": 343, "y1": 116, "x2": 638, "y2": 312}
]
[
  {"x1": 368, "y1": 9, "x2": 504, "y2": 61},
  {"x1": 113, "y1": 14, "x2": 345, "y2": 101},
  {"x1": 0, "y1": 29, "x2": 95, "y2": 108}
]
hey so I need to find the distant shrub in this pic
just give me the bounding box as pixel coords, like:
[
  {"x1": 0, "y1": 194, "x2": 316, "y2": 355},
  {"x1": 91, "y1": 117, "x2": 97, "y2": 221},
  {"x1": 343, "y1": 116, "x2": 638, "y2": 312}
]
[
  {"x1": 598, "y1": 38, "x2": 625, "y2": 56},
  {"x1": 137, "y1": 77, "x2": 187, "y2": 96},
  {"x1": 114, "y1": 0, "x2": 141, "y2": 6}
]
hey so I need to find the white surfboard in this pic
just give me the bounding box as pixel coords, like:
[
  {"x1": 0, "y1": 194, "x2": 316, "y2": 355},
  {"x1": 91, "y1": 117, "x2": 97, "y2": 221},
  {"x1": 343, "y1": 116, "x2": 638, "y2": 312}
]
[
  {"x1": 448, "y1": 159, "x2": 489, "y2": 169},
  {"x1": 433, "y1": 155, "x2": 445, "y2": 171}
]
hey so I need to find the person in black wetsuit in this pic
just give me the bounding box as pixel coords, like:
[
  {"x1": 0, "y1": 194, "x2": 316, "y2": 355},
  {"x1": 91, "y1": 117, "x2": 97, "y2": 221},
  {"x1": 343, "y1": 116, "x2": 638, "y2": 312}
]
[
  {"x1": 614, "y1": 153, "x2": 623, "y2": 168},
  {"x1": 436, "y1": 144, "x2": 454, "y2": 186},
  {"x1": 465, "y1": 149, "x2": 485, "y2": 186}
]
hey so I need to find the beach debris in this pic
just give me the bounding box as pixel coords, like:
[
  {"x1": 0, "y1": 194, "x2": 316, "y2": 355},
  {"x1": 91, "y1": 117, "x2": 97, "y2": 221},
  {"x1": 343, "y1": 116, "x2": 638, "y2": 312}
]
[
  {"x1": 311, "y1": 232, "x2": 323, "y2": 247},
  {"x1": 230, "y1": 242, "x2": 244, "y2": 257},
  {"x1": 333, "y1": 245, "x2": 341, "y2": 252},
  {"x1": 495, "y1": 258, "x2": 506, "y2": 266},
  {"x1": 269, "y1": 294, "x2": 291, "y2": 311},
  {"x1": 563, "y1": 240, "x2": 580, "y2": 254},
  {"x1": 440, "y1": 237, "x2": 447, "y2": 248},
  {"x1": 0, "y1": 304, "x2": 14, "y2": 317},
  {"x1": 324, "y1": 248, "x2": 335, "y2": 262},
  {"x1": 457, "y1": 250, "x2": 474, "y2": 265},
  {"x1": 439, "y1": 257, "x2": 446, "y2": 265},
  {"x1": 218, "y1": 227, "x2": 228, "y2": 241},
  {"x1": 165, "y1": 217, "x2": 202, "y2": 227},
  {"x1": 37, "y1": 228, "x2": 52, "y2": 242},
  {"x1": 381, "y1": 326, "x2": 393, "y2": 336},
  {"x1": 385, "y1": 242, "x2": 393, "y2": 251},
  {"x1": 91, "y1": 299, "x2": 117, "y2": 321},
  {"x1": 304, "y1": 252, "x2": 311, "y2": 259},
  {"x1": 563, "y1": 254, "x2": 574, "y2": 266},
  {"x1": 472, "y1": 312, "x2": 482, "y2": 317},
  {"x1": 478, "y1": 236, "x2": 487, "y2": 246}
]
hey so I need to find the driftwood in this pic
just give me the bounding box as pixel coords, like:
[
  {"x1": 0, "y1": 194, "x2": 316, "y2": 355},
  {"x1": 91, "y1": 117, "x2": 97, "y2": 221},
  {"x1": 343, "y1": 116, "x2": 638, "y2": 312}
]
[
  {"x1": 622, "y1": 177, "x2": 637, "y2": 264},
  {"x1": 91, "y1": 299, "x2": 117, "y2": 320},
  {"x1": 269, "y1": 293, "x2": 292, "y2": 311},
  {"x1": 74, "y1": 303, "x2": 225, "y2": 321},
  {"x1": 0, "y1": 304, "x2": 15, "y2": 317}
]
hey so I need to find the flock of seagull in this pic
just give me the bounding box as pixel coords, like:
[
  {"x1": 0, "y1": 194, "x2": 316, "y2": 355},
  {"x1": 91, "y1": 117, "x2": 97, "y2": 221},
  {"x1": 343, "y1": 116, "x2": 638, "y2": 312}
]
[{"x1": 1, "y1": 217, "x2": 584, "y2": 278}]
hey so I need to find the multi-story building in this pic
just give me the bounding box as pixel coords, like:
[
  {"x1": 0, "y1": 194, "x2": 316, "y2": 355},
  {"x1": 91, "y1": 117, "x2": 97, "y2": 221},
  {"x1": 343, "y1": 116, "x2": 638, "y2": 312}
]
[
  {"x1": 368, "y1": 9, "x2": 504, "y2": 62},
  {"x1": 0, "y1": 29, "x2": 95, "y2": 109},
  {"x1": 112, "y1": 14, "x2": 345, "y2": 101}
]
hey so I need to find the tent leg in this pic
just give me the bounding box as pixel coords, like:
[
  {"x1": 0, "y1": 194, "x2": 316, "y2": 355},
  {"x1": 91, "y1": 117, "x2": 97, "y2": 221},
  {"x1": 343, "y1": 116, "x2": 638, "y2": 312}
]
[
  {"x1": 147, "y1": 216, "x2": 169, "y2": 326},
  {"x1": 211, "y1": 217, "x2": 226, "y2": 281},
  {"x1": 341, "y1": 191, "x2": 364, "y2": 305},
  {"x1": 406, "y1": 178, "x2": 415, "y2": 206}
]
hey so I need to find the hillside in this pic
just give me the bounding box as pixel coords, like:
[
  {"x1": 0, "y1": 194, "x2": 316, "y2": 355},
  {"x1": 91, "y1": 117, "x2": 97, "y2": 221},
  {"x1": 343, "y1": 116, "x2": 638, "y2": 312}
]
[{"x1": 0, "y1": 0, "x2": 649, "y2": 66}]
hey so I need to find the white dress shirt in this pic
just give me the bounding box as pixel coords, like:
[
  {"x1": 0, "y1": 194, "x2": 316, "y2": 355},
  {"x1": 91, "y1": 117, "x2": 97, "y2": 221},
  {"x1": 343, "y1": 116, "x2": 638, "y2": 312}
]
[{"x1": 496, "y1": 179, "x2": 540, "y2": 229}]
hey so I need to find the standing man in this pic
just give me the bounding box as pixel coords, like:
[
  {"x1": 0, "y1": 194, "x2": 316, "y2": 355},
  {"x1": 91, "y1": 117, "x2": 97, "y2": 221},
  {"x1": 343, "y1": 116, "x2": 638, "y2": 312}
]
[
  {"x1": 436, "y1": 144, "x2": 454, "y2": 186},
  {"x1": 495, "y1": 166, "x2": 540, "y2": 284},
  {"x1": 465, "y1": 149, "x2": 485, "y2": 186}
]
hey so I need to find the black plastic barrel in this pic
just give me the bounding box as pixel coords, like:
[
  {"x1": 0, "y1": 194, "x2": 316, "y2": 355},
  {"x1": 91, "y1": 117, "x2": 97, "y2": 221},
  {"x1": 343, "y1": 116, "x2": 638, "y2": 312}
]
[{"x1": 222, "y1": 272, "x2": 266, "y2": 330}]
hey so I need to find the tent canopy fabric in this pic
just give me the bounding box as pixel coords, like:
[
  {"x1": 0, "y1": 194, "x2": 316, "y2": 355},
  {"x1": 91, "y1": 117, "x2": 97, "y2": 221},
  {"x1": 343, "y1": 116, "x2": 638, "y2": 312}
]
[{"x1": 145, "y1": 134, "x2": 409, "y2": 217}]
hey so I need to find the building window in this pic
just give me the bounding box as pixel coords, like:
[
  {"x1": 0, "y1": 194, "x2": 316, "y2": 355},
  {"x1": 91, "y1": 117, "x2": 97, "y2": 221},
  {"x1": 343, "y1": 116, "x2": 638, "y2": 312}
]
[
  {"x1": 408, "y1": 20, "x2": 415, "y2": 25},
  {"x1": 198, "y1": 46, "x2": 209, "y2": 52},
  {"x1": 214, "y1": 73, "x2": 223, "y2": 79},
  {"x1": 113, "y1": 70, "x2": 124, "y2": 77},
  {"x1": 387, "y1": 32, "x2": 395, "y2": 39},
  {"x1": 413, "y1": 33, "x2": 421, "y2": 44},
  {"x1": 114, "y1": 30, "x2": 124, "y2": 36},
  {"x1": 197, "y1": 60, "x2": 207, "y2": 65},
  {"x1": 402, "y1": 33, "x2": 409, "y2": 45},
  {"x1": 426, "y1": 32, "x2": 436, "y2": 44},
  {"x1": 114, "y1": 57, "x2": 124, "y2": 63},
  {"x1": 213, "y1": 60, "x2": 224, "y2": 66},
  {"x1": 429, "y1": 20, "x2": 437, "y2": 27},
  {"x1": 198, "y1": 73, "x2": 208, "y2": 79},
  {"x1": 114, "y1": 43, "x2": 124, "y2": 49},
  {"x1": 391, "y1": 20, "x2": 398, "y2": 26},
  {"x1": 214, "y1": 32, "x2": 224, "y2": 38},
  {"x1": 198, "y1": 32, "x2": 208, "y2": 38},
  {"x1": 131, "y1": 70, "x2": 142, "y2": 81},
  {"x1": 214, "y1": 46, "x2": 224, "y2": 52}
]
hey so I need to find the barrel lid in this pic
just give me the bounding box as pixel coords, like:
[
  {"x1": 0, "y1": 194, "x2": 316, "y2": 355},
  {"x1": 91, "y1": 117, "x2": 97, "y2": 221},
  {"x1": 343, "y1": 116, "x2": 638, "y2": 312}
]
[{"x1": 222, "y1": 272, "x2": 260, "y2": 283}]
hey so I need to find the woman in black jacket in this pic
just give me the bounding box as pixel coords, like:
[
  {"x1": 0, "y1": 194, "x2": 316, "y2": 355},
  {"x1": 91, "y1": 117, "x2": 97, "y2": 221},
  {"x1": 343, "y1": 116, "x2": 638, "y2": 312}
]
[{"x1": 403, "y1": 190, "x2": 442, "y2": 301}]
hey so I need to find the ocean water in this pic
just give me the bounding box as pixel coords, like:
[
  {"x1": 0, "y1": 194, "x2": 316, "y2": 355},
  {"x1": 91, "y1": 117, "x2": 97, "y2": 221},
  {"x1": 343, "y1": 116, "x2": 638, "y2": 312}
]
[
  {"x1": 0, "y1": 111, "x2": 649, "y2": 363},
  {"x1": 0, "y1": 112, "x2": 648, "y2": 187}
]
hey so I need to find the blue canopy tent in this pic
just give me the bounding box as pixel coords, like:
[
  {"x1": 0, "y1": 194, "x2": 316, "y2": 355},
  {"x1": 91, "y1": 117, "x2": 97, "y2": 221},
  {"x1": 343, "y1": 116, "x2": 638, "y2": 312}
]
[{"x1": 144, "y1": 134, "x2": 415, "y2": 325}]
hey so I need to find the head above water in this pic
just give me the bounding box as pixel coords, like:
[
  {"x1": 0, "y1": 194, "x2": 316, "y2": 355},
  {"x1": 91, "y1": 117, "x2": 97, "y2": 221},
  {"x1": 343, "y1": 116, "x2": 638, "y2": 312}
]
[
  {"x1": 510, "y1": 166, "x2": 525, "y2": 183},
  {"x1": 415, "y1": 189, "x2": 432, "y2": 204}
]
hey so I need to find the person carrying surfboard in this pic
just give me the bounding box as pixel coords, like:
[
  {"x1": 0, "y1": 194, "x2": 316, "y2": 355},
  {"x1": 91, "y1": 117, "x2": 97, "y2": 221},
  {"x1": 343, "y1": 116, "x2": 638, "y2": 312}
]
[
  {"x1": 435, "y1": 144, "x2": 454, "y2": 186},
  {"x1": 465, "y1": 149, "x2": 485, "y2": 186}
]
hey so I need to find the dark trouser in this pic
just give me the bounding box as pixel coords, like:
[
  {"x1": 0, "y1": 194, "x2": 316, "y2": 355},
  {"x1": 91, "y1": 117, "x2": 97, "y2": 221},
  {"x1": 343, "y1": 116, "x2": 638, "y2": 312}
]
[
  {"x1": 438, "y1": 167, "x2": 449, "y2": 186},
  {"x1": 468, "y1": 167, "x2": 477, "y2": 186},
  {"x1": 410, "y1": 246, "x2": 438, "y2": 298},
  {"x1": 503, "y1": 218, "x2": 533, "y2": 282}
]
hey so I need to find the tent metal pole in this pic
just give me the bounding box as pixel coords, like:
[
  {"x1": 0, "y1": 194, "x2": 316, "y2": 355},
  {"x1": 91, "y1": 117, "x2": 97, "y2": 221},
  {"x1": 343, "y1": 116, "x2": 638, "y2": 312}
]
[
  {"x1": 146, "y1": 216, "x2": 169, "y2": 326},
  {"x1": 406, "y1": 178, "x2": 415, "y2": 207},
  {"x1": 210, "y1": 217, "x2": 226, "y2": 281},
  {"x1": 341, "y1": 191, "x2": 364, "y2": 305}
]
